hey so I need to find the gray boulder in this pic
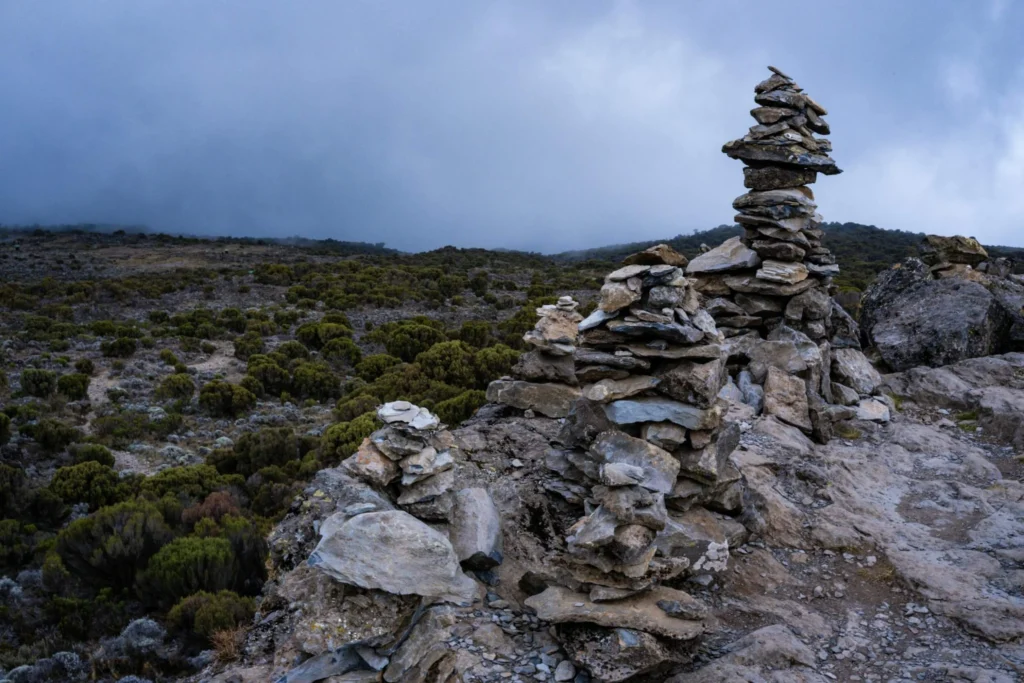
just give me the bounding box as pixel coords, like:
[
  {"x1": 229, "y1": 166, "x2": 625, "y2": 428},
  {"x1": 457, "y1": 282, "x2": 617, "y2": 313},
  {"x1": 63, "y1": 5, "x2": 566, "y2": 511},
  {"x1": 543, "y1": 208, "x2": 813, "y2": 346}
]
[
  {"x1": 831, "y1": 348, "x2": 882, "y2": 395},
  {"x1": 308, "y1": 510, "x2": 478, "y2": 605},
  {"x1": 860, "y1": 257, "x2": 1022, "y2": 371},
  {"x1": 449, "y1": 488, "x2": 502, "y2": 570}
]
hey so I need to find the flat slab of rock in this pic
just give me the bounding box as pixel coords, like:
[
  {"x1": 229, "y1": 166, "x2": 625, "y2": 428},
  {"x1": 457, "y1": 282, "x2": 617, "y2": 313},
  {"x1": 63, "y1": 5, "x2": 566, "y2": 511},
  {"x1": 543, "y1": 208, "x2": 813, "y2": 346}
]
[
  {"x1": 656, "y1": 358, "x2": 727, "y2": 408},
  {"x1": 513, "y1": 350, "x2": 578, "y2": 386},
  {"x1": 604, "y1": 397, "x2": 725, "y2": 431},
  {"x1": 686, "y1": 237, "x2": 761, "y2": 275},
  {"x1": 855, "y1": 398, "x2": 890, "y2": 422},
  {"x1": 756, "y1": 260, "x2": 809, "y2": 284},
  {"x1": 449, "y1": 488, "x2": 502, "y2": 570},
  {"x1": 590, "y1": 431, "x2": 681, "y2": 493},
  {"x1": 599, "y1": 281, "x2": 642, "y2": 312},
  {"x1": 578, "y1": 308, "x2": 619, "y2": 331},
  {"x1": 486, "y1": 380, "x2": 581, "y2": 418},
  {"x1": 378, "y1": 401, "x2": 440, "y2": 431},
  {"x1": 666, "y1": 624, "x2": 821, "y2": 683},
  {"x1": 831, "y1": 348, "x2": 882, "y2": 395},
  {"x1": 763, "y1": 366, "x2": 811, "y2": 431},
  {"x1": 525, "y1": 586, "x2": 705, "y2": 640},
  {"x1": 624, "y1": 243, "x2": 688, "y2": 267},
  {"x1": 308, "y1": 510, "x2": 478, "y2": 605},
  {"x1": 724, "y1": 274, "x2": 815, "y2": 296},
  {"x1": 583, "y1": 375, "x2": 660, "y2": 403},
  {"x1": 340, "y1": 439, "x2": 400, "y2": 487}
]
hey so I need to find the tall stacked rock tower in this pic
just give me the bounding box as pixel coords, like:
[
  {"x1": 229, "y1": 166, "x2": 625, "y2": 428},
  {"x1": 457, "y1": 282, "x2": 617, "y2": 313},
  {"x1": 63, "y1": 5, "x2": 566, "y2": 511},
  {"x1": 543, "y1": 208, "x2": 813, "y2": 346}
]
[{"x1": 688, "y1": 66, "x2": 841, "y2": 344}]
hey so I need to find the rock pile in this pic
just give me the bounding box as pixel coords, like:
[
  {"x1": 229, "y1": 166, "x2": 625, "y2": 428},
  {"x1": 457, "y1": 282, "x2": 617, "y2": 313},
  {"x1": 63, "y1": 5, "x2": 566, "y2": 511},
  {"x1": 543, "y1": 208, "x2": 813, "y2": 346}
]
[
  {"x1": 682, "y1": 66, "x2": 890, "y2": 440},
  {"x1": 691, "y1": 65, "x2": 840, "y2": 344},
  {"x1": 311, "y1": 400, "x2": 501, "y2": 608},
  {"x1": 861, "y1": 236, "x2": 1024, "y2": 371},
  {"x1": 490, "y1": 245, "x2": 750, "y2": 680}
]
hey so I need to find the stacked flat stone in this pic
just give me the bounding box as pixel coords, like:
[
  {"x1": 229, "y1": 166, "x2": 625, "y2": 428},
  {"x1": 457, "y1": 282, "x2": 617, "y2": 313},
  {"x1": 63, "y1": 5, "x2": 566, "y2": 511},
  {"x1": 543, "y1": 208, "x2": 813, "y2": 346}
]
[
  {"x1": 340, "y1": 401, "x2": 462, "y2": 521},
  {"x1": 688, "y1": 66, "x2": 841, "y2": 345},
  {"x1": 490, "y1": 244, "x2": 750, "y2": 680}
]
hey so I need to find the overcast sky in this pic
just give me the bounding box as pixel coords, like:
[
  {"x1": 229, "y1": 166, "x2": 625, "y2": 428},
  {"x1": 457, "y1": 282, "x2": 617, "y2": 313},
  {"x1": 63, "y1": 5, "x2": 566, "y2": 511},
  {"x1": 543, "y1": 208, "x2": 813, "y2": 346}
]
[{"x1": 1, "y1": 1, "x2": 1022, "y2": 252}]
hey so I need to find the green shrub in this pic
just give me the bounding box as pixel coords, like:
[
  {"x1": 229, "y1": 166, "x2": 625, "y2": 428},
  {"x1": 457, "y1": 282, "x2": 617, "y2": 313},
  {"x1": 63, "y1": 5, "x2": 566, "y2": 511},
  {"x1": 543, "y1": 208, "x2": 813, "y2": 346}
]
[
  {"x1": 291, "y1": 362, "x2": 340, "y2": 401},
  {"x1": 233, "y1": 332, "x2": 265, "y2": 360},
  {"x1": 0, "y1": 519, "x2": 34, "y2": 568},
  {"x1": 92, "y1": 411, "x2": 148, "y2": 448},
  {"x1": 74, "y1": 358, "x2": 95, "y2": 376},
  {"x1": 159, "y1": 348, "x2": 180, "y2": 365},
  {"x1": 21, "y1": 368, "x2": 58, "y2": 397},
  {"x1": 167, "y1": 590, "x2": 255, "y2": 640},
  {"x1": 156, "y1": 373, "x2": 196, "y2": 401},
  {"x1": 458, "y1": 320, "x2": 492, "y2": 348},
  {"x1": 320, "y1": 413, "x2": 378, "y2": 464},
  {"x1": 334, "y1": 394, "x2": 380, "y2": 422},
  {"x1": 355, "y1": 354, "x2": 402, "y2": 382},
  {"x1": 0, "y1": 414, "x2": 10, "y2": 446},
  {"x1": 214, "y1": 514, "x2": 268, "y2": 593},
  {"x1": 141, "y1": 464, "x2": 234, "y2": 502},
  {"x1": 199, "y1": 381, "x2": 256, "y2": 418},
  {"x1": 296, "y1": 322, "x2": 353, "y2": 350},
  {"x1": 56, "y1": 500, "x2": 174, "y2": 588},
  {"x1": 474, "y1": 344, "x2": 520, "y2": 385},
  {"x1": 275, "y1": 340, "x2": 309, "y2": 361},
  {"x1": 137, "y1": 536, "x2": 235, "y2": 606},
  {"x1": 101, "y1": 337, "x2": 137, "y2": 358},
  {"x1": 417, "y1": 341, "x2": 478, "y2": 388},
  {"x1": 0, "y1": 464, "x2": 25, "y2": 514},
  {"x1": 49, "y1": 461, "x2": 130, "y2": 511},
  {"x1": 380, "y1": 323, "x2": 447, "y2": 362},
  {"x1": 57, "y1": 373, "x2": 91, "y2": 400},
  {"x1": 246, "y1": 355, "x2": 290, "y2": 395},
  {"x1": 25, "y1": 418, "x2": 81, "y2": 453},
  {"x1": 0, "y1": 369, "x2": 7, "y2": 395},
  {"x1": 239, "y1": 375, "x2": 265, "y2": 398},
  {"x1": 434, "y1": 390, "x2": 487, "y2": 426},
  {"x1": 232, "y1": 428, "x2": 299, "y2": 477},
  {"x1": 70, "y1": 443, "x2": 115, "y2": 467},
  {"x1": 322, "y1": 337, "x2": 362, "y2": 366}
]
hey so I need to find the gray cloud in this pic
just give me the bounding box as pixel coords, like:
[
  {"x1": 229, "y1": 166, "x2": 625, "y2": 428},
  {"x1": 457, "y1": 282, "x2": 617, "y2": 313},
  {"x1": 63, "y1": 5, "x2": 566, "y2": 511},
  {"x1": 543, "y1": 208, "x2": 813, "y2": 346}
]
[{"x1": 1, "y1": 0, "x2": 1022, "y2": 251}]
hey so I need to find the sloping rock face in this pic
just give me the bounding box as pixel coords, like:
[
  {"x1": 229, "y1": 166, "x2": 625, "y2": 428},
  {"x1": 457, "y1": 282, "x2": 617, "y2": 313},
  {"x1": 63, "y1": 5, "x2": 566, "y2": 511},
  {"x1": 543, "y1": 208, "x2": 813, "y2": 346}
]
[
  {"x1": 861, "y1": 256, "x2": 1023, "y2": 371},
  {"x1": 197, "y1": 349, "x2": 1024, "y2": 683}
]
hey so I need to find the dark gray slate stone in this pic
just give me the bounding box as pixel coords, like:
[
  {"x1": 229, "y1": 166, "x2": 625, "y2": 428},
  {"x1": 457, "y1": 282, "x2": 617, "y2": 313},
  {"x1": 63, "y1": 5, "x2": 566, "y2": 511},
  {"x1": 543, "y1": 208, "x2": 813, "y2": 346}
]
[{"x1": 860, "y1": 258, "x2": 1018, "y2": 371}]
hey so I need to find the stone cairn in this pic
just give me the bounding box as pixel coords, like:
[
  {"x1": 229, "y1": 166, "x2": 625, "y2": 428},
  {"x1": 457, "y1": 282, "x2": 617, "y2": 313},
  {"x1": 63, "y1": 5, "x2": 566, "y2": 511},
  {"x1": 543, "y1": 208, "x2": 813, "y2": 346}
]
[
  {"x1": 488, "y1": 244, "x2": 748, "y2": 680},
  {"x1": 691, "y1": 64, "x2": 840, "y2": 343},
  {"x1": 679, "y1": 66, "x2": 881, "y2": 442}
]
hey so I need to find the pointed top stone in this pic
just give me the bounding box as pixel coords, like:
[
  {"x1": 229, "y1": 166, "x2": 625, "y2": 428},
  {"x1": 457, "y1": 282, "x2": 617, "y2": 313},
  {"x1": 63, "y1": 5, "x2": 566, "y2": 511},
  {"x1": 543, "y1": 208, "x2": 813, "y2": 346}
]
[{"x1": 767, "y1": 65, "x2": 791, "y2": 79}]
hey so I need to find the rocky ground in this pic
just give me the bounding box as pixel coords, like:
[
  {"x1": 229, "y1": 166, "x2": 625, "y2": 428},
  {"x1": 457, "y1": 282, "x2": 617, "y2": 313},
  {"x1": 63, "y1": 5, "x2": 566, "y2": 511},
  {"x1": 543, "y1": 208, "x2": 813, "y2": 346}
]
[{"x1": 198, "y1": 352, "x2": 1024, "y2": 683}]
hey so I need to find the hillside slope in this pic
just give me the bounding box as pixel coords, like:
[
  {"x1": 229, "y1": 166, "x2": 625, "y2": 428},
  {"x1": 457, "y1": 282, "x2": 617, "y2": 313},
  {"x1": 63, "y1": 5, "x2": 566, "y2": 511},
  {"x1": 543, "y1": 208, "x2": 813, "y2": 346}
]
[{"x1": 554, "y1": 222, "x2": 1024, "y2": 291}]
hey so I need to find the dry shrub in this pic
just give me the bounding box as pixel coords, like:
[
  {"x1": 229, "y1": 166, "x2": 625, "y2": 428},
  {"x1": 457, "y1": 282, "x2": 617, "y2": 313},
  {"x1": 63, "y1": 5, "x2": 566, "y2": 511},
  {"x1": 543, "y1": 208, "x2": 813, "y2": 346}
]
[{"x1": 211, "y1": 626, "x2": 247, "y2": 662}]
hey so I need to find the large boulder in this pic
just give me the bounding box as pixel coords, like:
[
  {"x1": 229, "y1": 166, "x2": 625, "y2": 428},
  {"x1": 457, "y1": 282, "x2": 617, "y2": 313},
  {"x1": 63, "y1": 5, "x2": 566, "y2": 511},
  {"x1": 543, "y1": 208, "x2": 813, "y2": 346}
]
[
  {"x1": 919, "y1": 234, "x2": 988, "y2": 267},
  {"x1": 860, "y1": 258, "x2": 1018, "y2": 372},
  {"x1": 308, "y1": 510, "x2": 478, "y2": 605}
]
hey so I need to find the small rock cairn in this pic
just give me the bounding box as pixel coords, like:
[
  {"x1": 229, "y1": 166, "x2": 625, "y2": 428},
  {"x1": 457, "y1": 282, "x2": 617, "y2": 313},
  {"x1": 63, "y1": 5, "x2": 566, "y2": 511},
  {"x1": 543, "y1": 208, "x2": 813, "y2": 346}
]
[{"x1": 489, "y1": 244, "x2": 746, "y2": 679}]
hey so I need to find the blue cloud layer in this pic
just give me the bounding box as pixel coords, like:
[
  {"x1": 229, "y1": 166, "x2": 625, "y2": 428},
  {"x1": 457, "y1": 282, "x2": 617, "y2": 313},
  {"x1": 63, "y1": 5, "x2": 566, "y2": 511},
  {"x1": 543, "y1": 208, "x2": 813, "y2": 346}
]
[{"x1": 1, "y1": 0, "x2": 1021, "y2": 250}]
